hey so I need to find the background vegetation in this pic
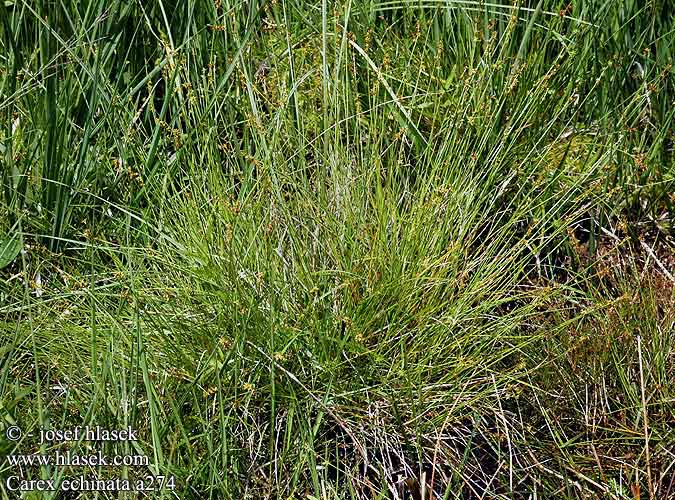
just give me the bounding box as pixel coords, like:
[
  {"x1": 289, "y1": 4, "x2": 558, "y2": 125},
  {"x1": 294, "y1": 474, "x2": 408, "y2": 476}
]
[{"x1": 1, "y1": 0, "x2": 674, "y2": 498}]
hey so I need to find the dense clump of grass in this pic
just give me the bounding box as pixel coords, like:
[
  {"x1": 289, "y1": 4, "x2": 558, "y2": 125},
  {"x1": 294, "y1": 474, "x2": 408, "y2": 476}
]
[{"x1": 1, "y1": 1, "x2": 674, "y2": 498}]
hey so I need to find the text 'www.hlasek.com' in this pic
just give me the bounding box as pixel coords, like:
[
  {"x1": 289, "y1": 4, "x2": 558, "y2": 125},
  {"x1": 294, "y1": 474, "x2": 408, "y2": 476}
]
[{"x1": 3, "y1": 425, "x2": 176, "y2": 493}]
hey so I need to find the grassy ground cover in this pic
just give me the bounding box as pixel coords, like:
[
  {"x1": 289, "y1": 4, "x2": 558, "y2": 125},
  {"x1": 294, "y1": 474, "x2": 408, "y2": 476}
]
[{"x1": 1, "y1": 0, "x2": 674, "y2": 498}]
